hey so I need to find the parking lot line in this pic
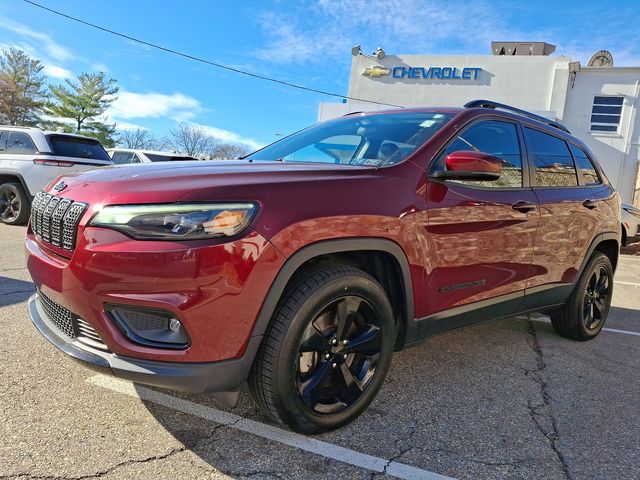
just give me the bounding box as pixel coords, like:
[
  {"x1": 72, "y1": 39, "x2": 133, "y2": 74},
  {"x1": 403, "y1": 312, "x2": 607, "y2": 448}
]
[
  {"x1": 615, "y1": 281, "x2": 640, "y2": 287},
  {"x1": 602, "y1": 327, "x2": 640, "y2": 337},
  {"x1": 87, "y1": 374, "x2": 454, "y2": 480}
]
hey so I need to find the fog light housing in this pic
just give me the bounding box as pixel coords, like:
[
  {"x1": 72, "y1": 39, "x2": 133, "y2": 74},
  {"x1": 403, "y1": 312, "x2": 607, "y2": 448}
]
[{"x1": 106, "y1": 305, "x2": 190, "y2": 349}]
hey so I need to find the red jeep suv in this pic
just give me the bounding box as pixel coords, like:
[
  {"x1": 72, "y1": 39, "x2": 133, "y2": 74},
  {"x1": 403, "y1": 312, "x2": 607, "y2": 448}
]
[{"x1": 26, "y1": 100, "x2": 620, "y2": 433}]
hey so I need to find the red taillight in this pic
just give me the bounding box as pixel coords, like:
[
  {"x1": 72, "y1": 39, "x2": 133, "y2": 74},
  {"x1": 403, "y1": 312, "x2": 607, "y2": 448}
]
[{"x1": 33, "y1": 159, "x2": 76, "y2": 167}]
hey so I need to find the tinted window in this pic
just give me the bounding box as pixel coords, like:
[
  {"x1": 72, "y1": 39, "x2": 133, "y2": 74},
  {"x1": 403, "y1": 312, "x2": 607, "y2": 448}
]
[
  {"x1": 111, "y1": 151, "x2": 136, "y2": 164},
  {"x1": 570, "y1": 144, "x2": 600, "y2": 185},
  {"x1": 6, "y1": 132, "x2": 37, "y2": 154},
  {"x1": 438, "y1": 120, "x2": 523, "y2": 188},
  {"x1": 47, "y1": 135, "x2": 110, "y2": 161},
  {"x1": 0, "y1": 131, "x2": 5, "y2": 152},
  {"x1": 524, "y1": 128, "x2": 578, "y2": 187},
  {"x1": 244, "y1": 112, "x2": 454, "y2": 167},
  {"x1": 145, "y1": 153, "x2": 195, "y2": 162}
]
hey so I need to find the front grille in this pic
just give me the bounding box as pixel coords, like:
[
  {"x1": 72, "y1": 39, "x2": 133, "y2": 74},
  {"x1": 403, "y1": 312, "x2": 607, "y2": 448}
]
[
  {"x1": 37, "y1": 290, "x2": 108, "y2": 351},
  {"x1": 31, "y1": 192, "x2": 87, "y2": 251}
]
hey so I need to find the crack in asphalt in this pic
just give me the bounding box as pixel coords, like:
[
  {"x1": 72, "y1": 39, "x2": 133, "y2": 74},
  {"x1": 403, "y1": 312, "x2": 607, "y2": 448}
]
[
  {"x1": 370, "y1": 420, "x2": 419, "y2": 479},
  {"x1": 0, "y1": 446, "x2": 186, "y2": 480},
  {"x1": 525, "y1": 320, "x2": 573, "y2": 480}
]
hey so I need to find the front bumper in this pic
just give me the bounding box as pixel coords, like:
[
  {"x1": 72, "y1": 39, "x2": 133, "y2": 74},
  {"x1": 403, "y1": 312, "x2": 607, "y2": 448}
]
[{"x1": 28, "y1": 293, "x2": 261, "y2": 393}]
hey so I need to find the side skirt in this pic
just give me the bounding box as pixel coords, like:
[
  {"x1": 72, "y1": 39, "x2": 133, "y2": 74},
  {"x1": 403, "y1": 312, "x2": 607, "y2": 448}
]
[{"x1": 405, "y1": 283, "x2": 574, "y2": 346}]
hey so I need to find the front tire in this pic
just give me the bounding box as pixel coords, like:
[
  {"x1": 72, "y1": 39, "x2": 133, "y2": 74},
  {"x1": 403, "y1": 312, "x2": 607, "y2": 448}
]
[
  {"x1": 550, "y1": 252, "x2": 614, "y2": 341},
  {"x1": 249, "y1": 264, "x2": 395, "y2": 434},
  {"x1": 0, "y1": 182, "x2": 30, "y2": 225}
]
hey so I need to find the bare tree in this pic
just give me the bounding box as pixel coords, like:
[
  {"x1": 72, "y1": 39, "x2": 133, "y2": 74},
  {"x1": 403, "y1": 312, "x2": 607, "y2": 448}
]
[
  {"x1": 117, "y1": 128, "x2": 171, "y2": 151},
  {"x1": 208, "y1": 142, "x2": 251, "y2": 160},
  {"x1": 168, "y1": 123, "x2": 216, "y2": 158}
]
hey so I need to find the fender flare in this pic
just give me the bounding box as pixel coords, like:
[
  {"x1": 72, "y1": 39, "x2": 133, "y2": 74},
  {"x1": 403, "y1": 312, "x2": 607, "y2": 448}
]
[
  {"x1": 249, "y1": 237, "x2": 416, "y2": 343},
  {"x1": 579, "y1": 231, "x2": 620, "y2": 274},
  {"x1": 0, "y1": 170, "x2": 33, "y2": 198}
]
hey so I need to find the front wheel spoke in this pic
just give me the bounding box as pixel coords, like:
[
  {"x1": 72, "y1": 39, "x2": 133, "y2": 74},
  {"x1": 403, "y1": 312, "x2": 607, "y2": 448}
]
[
  {"x1": 596, "y1": 274, "x2": 609, "y2": 294},
  {"x1": 300, "y1": 361, "x2": 333, "y2": 405},
  {"x1": 299, "y1": 325, "x2": 331, "y2": 352},
  {"x1": 335, "y1": 297, "x2": 362, "y2": 340},
  {"x1": 593, "y1": 299, "x2": 605, "y2": 317},
  {"x1": 346, "y1": 326, "x2": 381, "y2": 354},
  {"x1": 337, "y1": 363, "x2": 364, "y2": 403}
]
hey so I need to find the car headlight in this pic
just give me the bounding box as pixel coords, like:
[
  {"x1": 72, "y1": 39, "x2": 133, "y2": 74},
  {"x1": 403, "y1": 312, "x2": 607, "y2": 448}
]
[{"x1": 89, "y1": 203, "x2": 258, "y2": 240}]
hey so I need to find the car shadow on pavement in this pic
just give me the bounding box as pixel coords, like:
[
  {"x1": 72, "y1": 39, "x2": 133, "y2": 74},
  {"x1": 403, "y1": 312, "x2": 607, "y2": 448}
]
[{"x1": 0, "y1": 276, "x2": 35, "y2": 307}]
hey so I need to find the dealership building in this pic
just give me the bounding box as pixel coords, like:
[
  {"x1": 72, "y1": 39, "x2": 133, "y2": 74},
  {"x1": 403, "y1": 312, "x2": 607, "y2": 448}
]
[{"x1": 318, "y1": 42, "x2": 640, "y2": 206}]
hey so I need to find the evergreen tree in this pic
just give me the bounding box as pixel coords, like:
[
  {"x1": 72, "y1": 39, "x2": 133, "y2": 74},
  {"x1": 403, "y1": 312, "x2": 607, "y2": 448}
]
[
  {"x1": 46, "y1": 72, "x2": 119, "y2": 145},
  {"x1": 0, "y1": 48, "x2": 48, "y2": 126}
]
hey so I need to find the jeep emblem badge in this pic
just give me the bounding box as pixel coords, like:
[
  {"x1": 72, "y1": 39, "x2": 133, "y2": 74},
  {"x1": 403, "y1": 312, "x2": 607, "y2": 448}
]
[{"x1": 53, "y1": 181, "x2": 67, "y2": 192}]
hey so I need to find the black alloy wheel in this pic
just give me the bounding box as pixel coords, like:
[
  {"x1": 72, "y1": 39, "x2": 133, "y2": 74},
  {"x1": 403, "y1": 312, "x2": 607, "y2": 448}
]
[
  {"x1": 296, "y1": 295, "x2": 382, "y2": 414},
  {"x1": 582, "y1": 265, "x2": 611, "y2": 331},
  {"x1": 551, "y1": 252, "x2": 613, "y2": 341},
  {"x1": 249, "y1": 264, "x2": 395, "y2": 434}
]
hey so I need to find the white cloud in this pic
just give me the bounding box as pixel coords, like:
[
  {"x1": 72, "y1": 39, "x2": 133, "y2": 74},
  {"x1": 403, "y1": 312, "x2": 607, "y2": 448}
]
[
  {"x1": 195, "y1": 123, "x2": 263, "y2": 150},
  {"x1": 109, "y1": 91, "x2": 203, "y2": 121},
  {"x1": 114, "y1": 120, "x2": 148, "y2": 131},
  {"x1": 0, "y1": 18, "x2": 73, "y2": 62},
  {"x1": 43, "y1": 64, "x2": 73, "y2": 80}
]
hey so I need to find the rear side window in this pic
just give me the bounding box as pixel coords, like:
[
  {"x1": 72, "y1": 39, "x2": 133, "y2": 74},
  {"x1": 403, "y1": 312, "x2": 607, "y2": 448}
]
[
  {"x1": 6, "y1": 132, "x2": 37, "y2": 154},
  {"x1": 437, "y1": 120, "x2": 523, "y2": 188},
  {"x1": 524, "y1": 128, "x2": 578, "y2": 187},
  {"x1": 111, "y1": 151, "x2": 136, "y2": 164},
  {"x1": 145, "y1": 153, "x2": 194, "y2": 162},
  {"x1": 47, "y1": 135, "x2": 110, "y2": 161},
  {"x1": 569, "y1": 144, "x2": 601, "y2": 185}
]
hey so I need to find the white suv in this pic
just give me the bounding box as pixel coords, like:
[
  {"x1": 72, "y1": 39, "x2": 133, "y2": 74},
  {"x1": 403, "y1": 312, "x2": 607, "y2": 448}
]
[
  {"x1": 107, "y1": 148, "x2": 197, "y2": 164},
  {"x1": 0, "y1": 126, "x2": 113, "y2": 225}
]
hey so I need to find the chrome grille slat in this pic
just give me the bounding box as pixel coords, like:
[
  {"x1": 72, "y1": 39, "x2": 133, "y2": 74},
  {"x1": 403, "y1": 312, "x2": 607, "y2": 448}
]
[
  {"x1": 41, "y1": 196, "x2": 60, "y2": 242},
  {"x1": 50, "y1": 199, "x2": 72, "y2": 246},
  {"x1": 30, "y1": 191, "x2": 87, "y2": 251}
]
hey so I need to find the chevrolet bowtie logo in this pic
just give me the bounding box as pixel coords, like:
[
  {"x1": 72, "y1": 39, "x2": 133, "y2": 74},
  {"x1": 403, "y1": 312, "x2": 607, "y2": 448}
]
[{"x1": 362, "y1": 66, "x2": 390, "y2": 77}]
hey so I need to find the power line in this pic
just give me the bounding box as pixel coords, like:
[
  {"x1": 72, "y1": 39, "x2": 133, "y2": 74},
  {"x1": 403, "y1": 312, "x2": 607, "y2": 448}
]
[{"x1": 22, "y1": 0, "x2": 404, "y2": 109}]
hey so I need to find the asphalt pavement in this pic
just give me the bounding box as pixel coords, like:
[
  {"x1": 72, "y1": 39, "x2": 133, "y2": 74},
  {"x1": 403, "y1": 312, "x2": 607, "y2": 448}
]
[{"x1": 1, "y1": 223, "x2": 638, "y2": 480}]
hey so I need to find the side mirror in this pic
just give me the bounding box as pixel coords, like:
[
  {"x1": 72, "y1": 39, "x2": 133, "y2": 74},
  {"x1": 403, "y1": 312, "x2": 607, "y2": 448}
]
[{"x1": 432, "y1": 150, "x2": 503, "y2": 181}]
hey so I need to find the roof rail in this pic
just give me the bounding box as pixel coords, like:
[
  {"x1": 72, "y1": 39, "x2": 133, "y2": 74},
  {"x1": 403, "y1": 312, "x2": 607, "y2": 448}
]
[{"x1": 463, "y1": 99, "x2": 570, "y2": 133}]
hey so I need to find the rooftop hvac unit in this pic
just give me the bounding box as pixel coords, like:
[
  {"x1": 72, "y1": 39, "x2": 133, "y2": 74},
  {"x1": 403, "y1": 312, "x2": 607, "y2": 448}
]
[{"x1": 491, "y1": 42, "x2": 556, "y2": 56}]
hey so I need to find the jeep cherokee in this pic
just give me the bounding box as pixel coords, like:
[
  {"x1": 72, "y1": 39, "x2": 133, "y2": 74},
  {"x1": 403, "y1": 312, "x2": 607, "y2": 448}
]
[{"x1": 25, "y1": 100, "x2": 621, "y2": 433}]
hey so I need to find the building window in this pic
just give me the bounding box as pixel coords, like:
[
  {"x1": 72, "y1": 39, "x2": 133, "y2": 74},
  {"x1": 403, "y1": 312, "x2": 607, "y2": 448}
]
[{"x1": 591, "y1": 96, "x2": 624, "y2": 133}]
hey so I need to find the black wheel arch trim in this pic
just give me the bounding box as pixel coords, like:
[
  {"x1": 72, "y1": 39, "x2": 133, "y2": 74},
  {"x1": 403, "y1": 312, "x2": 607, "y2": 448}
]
[
  {"x1": 579, "y1": 231, "x2": 619, "y2": 273},
  {"x1": 250, "y1": 238, "x2": 416, "y2": 347},
  {"x1": 0, "y1": 170, "x2": 33, "y2": 198}
]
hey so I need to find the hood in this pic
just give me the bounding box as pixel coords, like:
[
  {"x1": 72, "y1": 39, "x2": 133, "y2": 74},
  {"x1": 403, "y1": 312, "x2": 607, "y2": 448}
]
[{"x1": 46, "y1": 160, "x2": 379, "y2": 205}]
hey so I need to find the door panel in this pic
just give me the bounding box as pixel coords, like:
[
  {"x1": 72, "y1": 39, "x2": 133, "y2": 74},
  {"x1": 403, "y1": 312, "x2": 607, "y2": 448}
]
[{"x1": 425, "y1": 181, "x2": 539, "y2": 315}]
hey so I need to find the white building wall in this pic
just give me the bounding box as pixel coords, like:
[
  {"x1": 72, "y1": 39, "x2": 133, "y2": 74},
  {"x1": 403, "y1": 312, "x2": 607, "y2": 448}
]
[{"x1": 563, "y1": 69, "x2": 640, "y2": 205}]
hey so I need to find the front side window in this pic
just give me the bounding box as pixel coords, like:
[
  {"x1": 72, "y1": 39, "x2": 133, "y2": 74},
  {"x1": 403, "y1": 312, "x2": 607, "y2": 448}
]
[
  {"x1": 244, "y1": 112, "x2": 454, "y2": 167},
  {"x1": 591, "y1": 96, "x2": 623, "y2": 133},
  {"x1": 6, "y1": 132, "x2": 37, "y2": 154},
  {"x1": 569, "y1": 144, "x2": 601, "y2": 185},
  {"x1": 524, "y1": 127, "x2": 578, "y2": 187},
  {"x1": 434, "y1": 120, "x2": 523, "y2": 188}
]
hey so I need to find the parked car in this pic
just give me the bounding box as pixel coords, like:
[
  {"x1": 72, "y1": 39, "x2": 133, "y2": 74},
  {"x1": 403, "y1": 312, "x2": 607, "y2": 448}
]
[
  {"x1": 0, "y1": 126, "x2": 112, "y2": 225},
  {"x1": 25, "y1": 100, "x2": 620, "y2": 434},
  {"x1": 107, "y1": 148, "x2": 197, "y2": 164},
  {"x1": 621, "y1": 203, "x2": 640, "y2": 245}
]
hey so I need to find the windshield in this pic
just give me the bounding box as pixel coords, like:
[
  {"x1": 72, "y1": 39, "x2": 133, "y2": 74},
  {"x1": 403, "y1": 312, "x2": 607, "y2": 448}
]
[
  {"x1": 244, "y1": 111, "x2": 454, "y2": 167},
  {"x1": 145, "y1": 153, "x2": 196, "y2": 162},
  {"x1": 46, "y1": 134, "x2": 111, "y2": 161}
]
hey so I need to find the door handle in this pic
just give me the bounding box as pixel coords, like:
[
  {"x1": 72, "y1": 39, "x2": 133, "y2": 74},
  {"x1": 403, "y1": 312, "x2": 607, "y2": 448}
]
[
  {"x1": 582, "y1": 199, "x2": 598, "y2": 209},
  {"x1": 511, "y1": 201, "x2": 537, "y2": 213}
]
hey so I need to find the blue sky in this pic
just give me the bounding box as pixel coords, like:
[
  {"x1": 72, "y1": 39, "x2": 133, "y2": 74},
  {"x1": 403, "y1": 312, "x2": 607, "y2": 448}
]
[{"x1": 1, "y1": 0, "x2": 639, "y2": 150}]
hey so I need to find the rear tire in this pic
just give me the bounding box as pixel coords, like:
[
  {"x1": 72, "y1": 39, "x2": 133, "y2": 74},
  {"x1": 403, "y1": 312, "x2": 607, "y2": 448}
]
[
  {"x1": 249, "y1": 264, "x2": 395, "y2": 434},
  {"x1": 0, "y1": 182, "x2": 30, "y2": 225},
  {"x1": 550, "y1": 252, "x2": 613, "y2": 341}
]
